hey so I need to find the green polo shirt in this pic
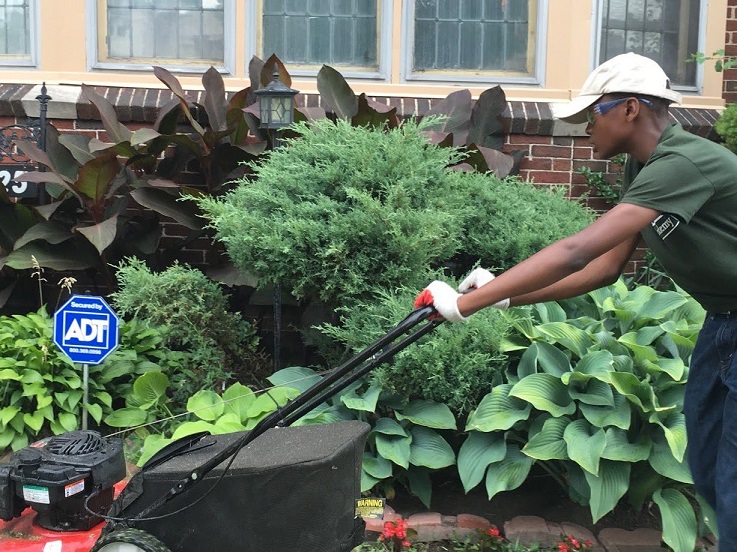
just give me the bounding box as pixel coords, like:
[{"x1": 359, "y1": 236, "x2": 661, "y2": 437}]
[{"x1": 620, "y1": 123, "x2": 737, "y2": 312}]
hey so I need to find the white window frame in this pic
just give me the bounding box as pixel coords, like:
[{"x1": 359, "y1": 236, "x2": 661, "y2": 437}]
[
  {"x1": 0, "y1": 0, "x2": 38, "y2": 68},
  {"x1": 246, "y1": 0, "x2": 392, "y2": 81},
  {"x1": 591, "y1": 0, "x2": 707, "y2": 93},
  {"x1": 86, "y1": 0, "x2": 236, "y2": 75},
  {"x1": 400, "y1": 0, "x2": 548, "y2": 86}
]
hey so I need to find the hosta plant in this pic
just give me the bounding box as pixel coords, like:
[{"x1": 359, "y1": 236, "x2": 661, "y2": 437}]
[
  {"x1": 0, "y1": 311, "x2": 185, "y2": 454},
  {"x1": 456, "y1": 279, "x2": 710, "y2": 552},
  {"x1": 267, "y1": 366, "x2": 458, "y2": 507},
  {"x1": 106, "y1": 375, "x2": 301, "y2": 466}
]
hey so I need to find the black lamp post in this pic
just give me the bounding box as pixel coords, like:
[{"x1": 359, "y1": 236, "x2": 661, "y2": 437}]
[{"x1": 254, "y1": 66, "x2": 298, "y2": 371}]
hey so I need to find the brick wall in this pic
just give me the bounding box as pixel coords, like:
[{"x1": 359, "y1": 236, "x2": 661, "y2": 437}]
[{"x1": 725, "y1": 0, "x2": 737, "y2": 104}]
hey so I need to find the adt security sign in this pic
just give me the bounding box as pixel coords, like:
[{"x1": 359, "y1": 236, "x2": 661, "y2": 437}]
[{"x1": 53, "y1": 295, "x2": 120, "y2": 365}]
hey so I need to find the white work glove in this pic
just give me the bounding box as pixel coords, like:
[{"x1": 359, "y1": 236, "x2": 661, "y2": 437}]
[
  {"x1": 414, "y1": 281, "x2": 467, "y2": 323},
  {"x1": 458, "y1": 268, "x2": 510, "y2": 310}
]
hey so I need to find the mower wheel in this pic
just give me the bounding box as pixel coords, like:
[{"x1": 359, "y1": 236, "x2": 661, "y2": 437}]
[{"x1": 90, "y1": 528, "x2": 171, "y2": 552}]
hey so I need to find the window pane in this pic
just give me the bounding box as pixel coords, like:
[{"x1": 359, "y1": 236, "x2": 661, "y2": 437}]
[
  {"x1": 413, "y1": 0, "x2": 534, "y2": 74},
  {"x1": 103, "y1": 0, "x2": 224, "y2": 63},
  {"x1": 599, "y1": 0, "x2": 698, "y2": 87},
  {"x1": 0, "y1": 0, "x2": 30, "y2": 58},
  {"x1": 260, "y1": 0, "x2": 380, "y2": 70}
]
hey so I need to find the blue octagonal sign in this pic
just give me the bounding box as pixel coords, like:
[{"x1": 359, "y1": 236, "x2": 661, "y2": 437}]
[{"x1": 53, "y1": 295, "x2": 120, "y2": 365}]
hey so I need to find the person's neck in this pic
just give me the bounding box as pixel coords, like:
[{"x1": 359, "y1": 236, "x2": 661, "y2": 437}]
[{"x1": 630, "y1": 117, "x2": 670, "y2": 163}]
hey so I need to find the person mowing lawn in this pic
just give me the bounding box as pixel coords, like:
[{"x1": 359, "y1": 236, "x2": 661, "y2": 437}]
[{"x1": 414, "y1": 52, "x2": 737, "y2": 550}]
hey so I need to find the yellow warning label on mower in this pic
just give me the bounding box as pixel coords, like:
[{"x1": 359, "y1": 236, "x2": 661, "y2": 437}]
[{"x1": 355, "y1": 497, "x2": 385, "y2": 519}]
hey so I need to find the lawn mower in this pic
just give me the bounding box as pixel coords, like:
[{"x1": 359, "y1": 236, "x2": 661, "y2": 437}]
[{"x1": 0, "y1": 306, "x2": 441, "y2": 552}]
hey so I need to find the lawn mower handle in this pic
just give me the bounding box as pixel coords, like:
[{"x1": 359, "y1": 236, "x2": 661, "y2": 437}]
[{"x1": 130, "y1": 305, "x2": 442, "y2": 521}]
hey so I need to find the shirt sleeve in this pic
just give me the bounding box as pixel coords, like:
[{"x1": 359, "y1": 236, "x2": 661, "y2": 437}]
[{"x1": 619, "y1": 154, "x2": 715, "y2": 223}]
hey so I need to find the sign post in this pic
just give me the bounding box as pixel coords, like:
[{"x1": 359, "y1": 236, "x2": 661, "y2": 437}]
[{"x1": 53, "y1": 295, "x2": 120, "y2": 430}]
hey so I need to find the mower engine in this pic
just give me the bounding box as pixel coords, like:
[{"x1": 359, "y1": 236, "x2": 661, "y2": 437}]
[{"x1": 0, "y1": 430, "x2": 126, "y2": 531}]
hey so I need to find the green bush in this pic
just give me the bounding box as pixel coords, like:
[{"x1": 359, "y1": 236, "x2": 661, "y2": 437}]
[
  {"x1": 110, "y1": 259, "x2": 268, "y2": 406},
  {"x1": 198, "y1": 119, "x2": 593, "y2": 312},
  {"x1": 198, "y1": 118, "x2": 466, "y2": 309},
  {"x1": 445, "y1": 171, "x2": 594, "y2": 272},
  {"x1": 715, "y1": 102, "x2": 737, "y2": 154},
  {"x1": 318, "y1": 287, "x2": 513, "y2": 415}
]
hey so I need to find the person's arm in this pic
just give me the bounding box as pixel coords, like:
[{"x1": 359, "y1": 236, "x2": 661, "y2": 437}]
[
  {"x1": 456, "y1": 203, "x2": 659, "y2": 317},
  {"x1": 509, "y1": 233, "x2": 641, "y2": 306}
]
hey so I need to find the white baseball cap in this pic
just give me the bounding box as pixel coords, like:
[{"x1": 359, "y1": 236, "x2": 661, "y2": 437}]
[{"x1": 553, "y1": 52, "x2": 682, "y2": 124}]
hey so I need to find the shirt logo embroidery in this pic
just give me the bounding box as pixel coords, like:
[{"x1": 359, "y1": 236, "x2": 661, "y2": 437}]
[{"x1": 651, "y1": 214, "x2": 680, "y2": 240}]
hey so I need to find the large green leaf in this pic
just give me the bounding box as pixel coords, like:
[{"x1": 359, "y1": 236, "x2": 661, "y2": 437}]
[
  {"x1": 246, "y1": 387, "x2": 300, "y2": 417},
  {"x1": 653, "y1": 412, "x2": 687, "y2": 462},
  {"x1": 202, "y1": 66, "x2": 228, "y2": 132},
  {"x1": 222, "y1": 383, "x2": 256, "y2": 422},
  {"x1": 519, "y1": 341, "x2": 571, "y2": 378},
  {"x1": 316, "y1": 64, "x2": 358, "y2": 119},
  {"x1": 396, "y1": 400, "x2": 456, "y2": 430},
  {"x1": 131, "y1": 187, "x2": 203, "y2": 230},
  {"x1": 187, "y1": 389, "x2": 225, "y2": 421},
  {"x1": 15, "y1": 139, "x2": 74, "y2": 186},
  {"x1": 609, "y1": 372, "x2": 656, "y2": 412},
  {"x1": 457, "y1": 431, "x2": 507, "y2": 492},
  {"x1": 485, "y1": 445, "x2": 533, "y2": 501},
  {"x1": 659, "y1": 320, "x2": 698, "y2": 361},
  {"x1": 408, "y1": 465, "x2": 432, "y2": 508},
  {"x1": 653, "y1": 489, "x2": 697, "y2": 552},
  {"x1": 564, "y1": 419, "x2": 606, "y2": 475},
  {"x1": 75, "y1": 151, "x2": 120, "y2": 204},
  {"x1": 76, "y1": 214, "x2": 118, "y2": 254},
  {"x1": 372, "y1": 417, "x2": 408, "y2": 437},
  {"x1": 341, "y1": 384, "x2": 381, "y2": 413},
  {"x1": 569, "y1": 350, "x2": 615, "y2": 382},
  {"x1": 425, "y1": 89, "x2": 472, "y2": 138},
  {"x1": 362, "y1": 452, "x2": 393, "y2": 479},
  {"x1": 696, "y1": 494, "x2": 718, "y2": 538},
  {"x1": 584, "y1": 460, "x2": 630, "y2": 523},
  {"x1": 408, "y1": 426, "x2": 455, "y2": 469},
  {"x1": 567, "y1": 377, "x2": 614, "y2": 407},
  {"x1": 14, "y1": 221, "x2": 73, "y2": 249},
  {"x1": 510, "y1": 374, "x2": 576, "y2": 417},
  {"x1": 23, "y1": 410, "x2": 44, "y2": 433},
  {"x1": 466, "y1": 384, "x2": 532, "y2": 432},
  {"x1": 5, "y1": 239, "x2": 99, "y2": 270},
  {"x1": 104, "y1": 407, "x2": 148, "y2": 427},
  {"x1": 81, "y1": 85, "x2": 133, "y2": 143},
  {"x1": 618, "y1": 332, "x2": 659, "y2": 363},
  {"x1": 172, "y1": 421, "x2": 215, "y2": 440},
  {"x1": 601, "y1": 428, "x2": 651, "y2": 462},
  {"x1": 467, "y1": 85, "x2": 505, "y2": 149},
  {"x1": 641, "y1": 357, "x2": 685, "y2": 381},
  {"x1": 522, "y1": 416, "x2": 570, "y2": 460},
  {"x1": 267, "y1": 366, "x2": 322, "y2": 393},
  {"x1": 210, "y1": 412, "x2": 246, "y2": 434},
  {"x1": 649, "y1": 438, "x2": 693, "y2": 483},
  {"x1": 579, "y1": 392, "x2": 631, "y2": 429},
  {"x1": 638, "y1": 291, "x2": 689, "y2": 321},
  {"x1": 536, "y1": 322, "x2": 593, "y2": 358},
  {"x1": 375, "y1": 432, "x2": 411, "y2": 469},
  {"x1": 132, "y1": 371, "x2": 169, "y2": 408},
  {"x1": 59, "y1": 133, "x2": 95, "y2": 165}
]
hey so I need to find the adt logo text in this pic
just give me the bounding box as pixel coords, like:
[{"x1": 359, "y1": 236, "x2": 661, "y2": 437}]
[{"x1": 63, "y1": 314, "x2": 111, "y2": 347}]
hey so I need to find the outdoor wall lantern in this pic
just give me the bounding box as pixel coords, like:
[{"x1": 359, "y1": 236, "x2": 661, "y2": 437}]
[{"x1": 254, "y1": 66, "x2": 299, "y2": 131}]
